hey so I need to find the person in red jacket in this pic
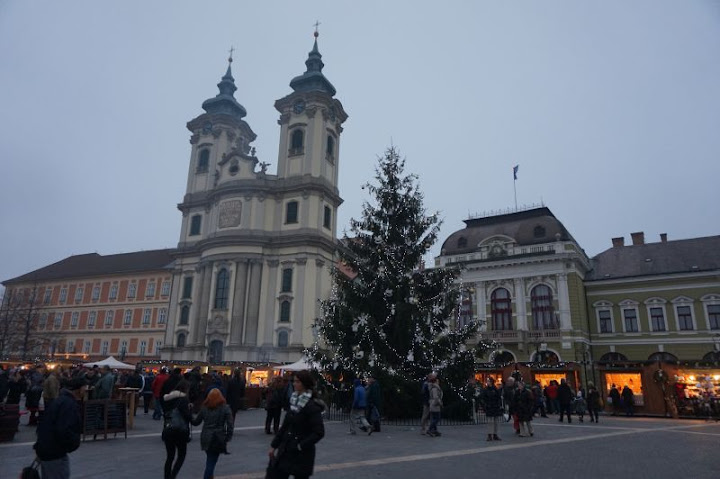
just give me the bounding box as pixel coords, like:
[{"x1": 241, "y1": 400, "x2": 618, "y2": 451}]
[
  {"x1": 546, "y1": 381, "x2": 559, "y2": 415},
  {"x1": 152, "y1": 367, "x2": 170, "y2": 420}
]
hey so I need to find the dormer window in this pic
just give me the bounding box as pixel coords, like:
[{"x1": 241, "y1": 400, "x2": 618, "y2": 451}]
[
  {"x1": 289, "y1": 129, "x2": 304, "y2": 156},
  {"x1": 533, "y1": 225, "x2": 546, "y2": 238},
  {"x1": 197, "y1": 149, "x2": 210, "y2": 173},
  {"x1": 457, "y1": 237, "x2": 467, "y2": 249}
]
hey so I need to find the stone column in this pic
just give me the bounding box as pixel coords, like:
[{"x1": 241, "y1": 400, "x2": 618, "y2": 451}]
[
  {"x1": 557, "y1": 274, "x2": 572, "y2": 330},
  {"x1": 263, "y1": 260, "x2": 280, "y2": 345},
  {"x1": 244, "y1": 260, "x2": 264, "y2": 346},
  {"x1": 230, "y1": 260, "x2": 249, "y2": 346},
  {"x1": 475, "y1": 281, "x2": 487, "y2": 330},
  {"x1": 291, "y1": 258, "x2": 307, "y2": 345},
  {"x1": 514, "y1": 278, "x2": 528, "y2": 330},
  {"x1": 187, "y1": 265, "x2": 205, "y2": 345},
  {"x1": 193, "y1": 263, "x2": 213, "y2": 347}
]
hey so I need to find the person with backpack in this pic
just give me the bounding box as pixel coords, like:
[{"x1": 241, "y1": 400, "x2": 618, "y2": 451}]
[
  {"x1": 268, "y1": 370, "x2": 325, "y2": 479},
  {"x1": 191, "y1": 388, "x2": 233, "y2": 479},
  {"x1": 162, "y1": 381, "x2": 192, "y2": 479}
]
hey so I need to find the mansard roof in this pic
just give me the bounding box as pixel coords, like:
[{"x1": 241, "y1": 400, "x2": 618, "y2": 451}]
[
  {"x1": 586, "y1": 235, "x2": 720, "y2": 281},
  {"x1": 3, "y1": 249, "x2": 175, "y2": 285},
  {"x1": 440, "y1": 207, "x2": 577, "y2": 256}
]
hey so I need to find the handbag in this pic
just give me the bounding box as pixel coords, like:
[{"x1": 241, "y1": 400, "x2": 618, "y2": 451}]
[
  {"x1": 21, "y1": 459, "x2": 41, "y2": 479},
  {"x1": 265, "y1": 456, "x2": 280, "y2": 479}
]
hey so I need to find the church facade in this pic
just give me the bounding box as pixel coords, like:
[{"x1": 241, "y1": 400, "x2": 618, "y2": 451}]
[{"x1": 161, "y1": 35, "x2": 347, "y2": 364}]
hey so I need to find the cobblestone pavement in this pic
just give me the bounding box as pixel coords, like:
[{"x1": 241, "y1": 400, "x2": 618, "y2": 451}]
[{"x1": 1, "y1": 408, "x2": 719, "y2": 479}]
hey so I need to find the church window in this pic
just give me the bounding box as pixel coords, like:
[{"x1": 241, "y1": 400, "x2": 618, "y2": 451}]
[
  {"x1": 289, "y1": 129, "x2": 304, "y2": 155},
  {"x1": 214, "y1": 268, "x2": 230, "y2": 309},
  {"x1": 285, "y1": 201, "x2": 298, "y2": 224},
  {"x1": 197, "y1": 149, "x2": 210, "y2": 173},
  {"x1": 326, "y1": 136, "x2": 335, "y2": 159},
  {"x1": 281, "y1": 268, "x2": 293, "y2": 293},
  {"x1": 177, "y1": 333, "x2": 186, "y2": 348},
  {"x1": 323, "y1": 206, "x2": 331, "y2": 229},
  {"x1": 179, "y1": 305, "x2": 190, "y2": 325},
  {"x1": 182, "y1": 277, "x2": 193, "y2": 299},
  {"x1": 531, "y1": 285, "x2": 555, "y2": 329},
  {"x1": 491, "y1": 288, "x2": 513, "y2": 330},
  {"x1": 278, "y1": 330, "x2": 289, "y2": 347},
  {"x1": 190, "y1": 215, "x2": 202, "y2": 236},
  {"x1": 279, "y1": 301, "x2": 291, "y2": 322}
]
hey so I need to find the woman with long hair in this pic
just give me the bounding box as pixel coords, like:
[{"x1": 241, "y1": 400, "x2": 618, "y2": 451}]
[
  {"x1": 162, "y1": 380, "x2": 191, "y2": 479},
  {"x1": 191, "y1": 388, "x2": 233, "y2": 479},
  {"x1": 268, "y1": 370, "x2": 325, "y2": 479}
]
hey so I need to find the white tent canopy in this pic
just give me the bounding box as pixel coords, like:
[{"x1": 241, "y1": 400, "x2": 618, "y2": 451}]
[
  {"x1": 83, "y1": 356, "x2": 136, "y2": 370},
  {"x1": 272, "y1": 357, "x2": 320, "y2": 371}
]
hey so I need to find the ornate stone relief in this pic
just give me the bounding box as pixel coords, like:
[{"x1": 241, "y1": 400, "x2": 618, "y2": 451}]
[{"x1": 218, "y1": 200, "x2": 242, "y2": 229}]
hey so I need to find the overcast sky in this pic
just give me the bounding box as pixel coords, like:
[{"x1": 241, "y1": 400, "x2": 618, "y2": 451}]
[{"x1": 1, "y1": 0, "x2": 719, "y2": 283}]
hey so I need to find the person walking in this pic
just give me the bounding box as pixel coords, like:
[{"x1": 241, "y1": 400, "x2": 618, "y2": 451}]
[
  {"x1": 621, "y1": 385, "x2": 635, "y2": 416},
  {"x1": 515, "y1": 381, "x2": 535, "y2": 437},
  {"x1": 93, "y1": 366, "x2": 115, "y2": 400},
  {"x1": 609, "y1": 384, "x2": 621, "y2": 416},
  {"x1": 587, "y1": 382, "x2": 601, "y2": 423},
  {"x1": 141, "y1": 370, "x2": 155, "y2": 415},
  {"x1": 575, "y1": 387, "x2": 587, "y2": 423},
  {"x1": 33, "y1": 377, "x2": 86, "y2": 479},
  {"x1": 225, "y1": 368, "x2": 246, "y2": 424},
  {"x1": 268, "y1": 370, "x2": 325, "y2": 479},
  {"x1": 349, "y1": 378, "x2": 372, "y2": 435},
  {"x1": 42, "y1": 369, "x2": 60, "y2": 412},
  {"x1": 191, "y1": 388, "x2": 233, "y2": 479},
  {"x1": 152, "y1": 367, "x2": 170, "y2": 420},
  {"x1": 481, "y1": 377, "x2": 503, "y2": 441},
  {"x1": 420, "y1": 373, "x2": 433, "y2": 435},
  {"x1": 162, "y1": 381, "x2": 192, "y2": 479},
  {"x1": 265, "y1": 376, "x2": 285, "y2": 435},
  {"x1": 6, "y1": 370, "x2": 27, "y2": 405},
  {"x1": 531, "y1": 380, "x2": 547, "y2": 418},
  {"x1": 546, "y1": 380, "x2": 559, "y2": 415},
  {"x1": 427, "y1": 376, "x2": 443, "y2": 437},
  {"x1": 366, "y1": 376, "x2": 382, "y2": 433},
  {"x1": 557, "y1": 379, "x2": 573, "y2": 423}
]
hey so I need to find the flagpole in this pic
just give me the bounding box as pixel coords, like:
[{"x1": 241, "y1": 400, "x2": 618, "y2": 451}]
[{"x1": 513, "y1": 178, "x2": 517, "y2": 211}]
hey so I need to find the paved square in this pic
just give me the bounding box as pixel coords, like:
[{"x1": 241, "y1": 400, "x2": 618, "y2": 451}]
[{"x1": 1, "y1": 409, "x2": 719, "y2": 478}]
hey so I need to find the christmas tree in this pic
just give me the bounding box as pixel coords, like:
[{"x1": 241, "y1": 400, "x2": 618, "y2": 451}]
[{"x1": 309, "y1": 147, "x2": 491, "y2": 414}]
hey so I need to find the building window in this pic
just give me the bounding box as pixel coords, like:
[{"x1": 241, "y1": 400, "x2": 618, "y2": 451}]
[
  {"x1": 124, "y1": 309, "x2": 132, "y2": 326},
  {"x1": 533, "y1": 225, "x2": 546, "y2": 238},
  {"x1": 179, "y1": 305, "x2": 190, "y2": 325},
  {"x1": 43, "y1": 288, "x2": 52, "y2": 304},
  {"x1": 285, "y1": 201, "x2": 298, "y2": 224},
  {"x1": 281, "y1": 268, "x2": 293, "y2": 293},
  {"x1": 197, "y1": 149, "x2": 210, "y2": 173},
  {"x1": 71, "y1": 312, "x2": 79, "y2": 328},
  {"x1": 54, "y1": 313, "x2": 62, "y2": 329},
  {"x1": 279, "y1": 301, "x2": 291, "y2": 323},
  {"x1": 326, "y1": 135, "x2": 335, "y2": 159},
  {"x1": 128, "y1": 283, "x2": 137, "y2": 298},
  {"x1": 457, "y1": 237, "x2": 467, "y2": 249},
  {"x1": 142, "y1": 308, "x2": 151, "y2": 325},
  {"x1": 109, "y1": 284, "x2": 118, "y2": 300},
  {"x1": 102, "y1": 341, "x2": 109, "y2": 355},
  {"x1": 161, "y1": 281, "x2": 171, "y2": 296},
  {"x1": 182, "y1": 277, "x2": 193, "y2": 299},
  {"x1": 598, "y1": 310, "x2": 613, "y2": 333},
  {"x1": 650, "y1": 307, "x2": 666, "y2": 332},
  {"x1": 105, "y1": 310, "x2": 114, "y2": 326},
  {"x1": 155, "y1": 340, "x2": 163, "y2": 354},
  {"x1": 120, "y1": 340, "x2": 128, "y2": 359},
  {"x1": 214, "y1": 269, "x2": 230, "y2": 309},
  {"x1": 531, "y1": 285, "x2": 555, "y2": 329},
  {"x1": 491, "y1": 288, "x2": 513, "y2": 330},
  {"x1": 177, "y1": 333, "x2": 186, "y2": 348},
  {"x1": 92, "y1": 286, "x2": 100, "y2": 301},
  {"x1": 75, "y1": 287, "x2": 84, "y2": 302},
  {"x1": 289, "y1": 129, "x2": 304, "y2": 155},
  {"x1": 39, "y1": 313, "x2": 47, "y2": 329},
  {"x1": 623, "y1": 308, "x2": 639, "y2": 332},
  {"x1": 59, "y1": 288, "x2": 67, "y2": 303},
  {"x1": 139, "y1": 341, "x2": 147, "y2": 357},
  {"x1": 83, "y1": 341, "x2": 91, "y2": 354},
  {"x1": 146, "y1": 282, "x2": 156, "y2": 297},
  {"x1": 88, "y1": 311, "x2": 97, "y2": 329},
  {"x1": 708, "y1": 304, "x2": 720, "y2": 330},
  {"x1": 190, "y1": 215, "x2": 202, "y2": 236},
  {"x1": 323, "y1": 206, "x2": 331, "y2": 229},
  {"x1": 676, "y1": 305, "x2": 694, "y2": 331},
  {"x1": 278, "y1": 330, "x2": 289, "y2": 348},
  {"x1": 158, "y1": 308, "x2": 167, "y2": 325},
  {"x1": 67, "y1": 340, "x2": 75, "y2": 353}
]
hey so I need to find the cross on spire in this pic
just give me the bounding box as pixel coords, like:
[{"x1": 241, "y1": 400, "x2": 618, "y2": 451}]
[
  {"x1": 313, "y1": 20, "x2": 321, "y2": 38},
  {"x1": 228, "y1": 46, "x2": 235, "y2": 63}
]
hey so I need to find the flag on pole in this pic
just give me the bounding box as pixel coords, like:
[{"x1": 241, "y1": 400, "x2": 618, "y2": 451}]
[{"x1": 513, "y1": 165, "x2": 519, "y2": 180}]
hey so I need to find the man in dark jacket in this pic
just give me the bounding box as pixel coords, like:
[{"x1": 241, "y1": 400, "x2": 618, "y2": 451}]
[
  {"x1": 557, "y1": 379, "x2": 574, "y2": 423},
  {"x1": 34, "y1": 377, "x2": 86, "y2": 479},
  {"x1": 225, "y1": 368, "x2": 246, "y2": 424},
  {"x1": 366, "y1": 376, "x2": 382, "y2": 432}
]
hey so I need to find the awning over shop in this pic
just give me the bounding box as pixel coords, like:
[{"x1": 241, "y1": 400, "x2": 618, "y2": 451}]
[{"x1": 83, "y1": 356, "x2": 136, "y2": 370}]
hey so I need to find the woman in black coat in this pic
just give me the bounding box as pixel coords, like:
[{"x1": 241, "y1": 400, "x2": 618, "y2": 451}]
[
  {"x1": 268, "y1": 370, "x2": 325, "y2": 479},
  {"x1": 162, "y1": 381, "x2": 192, "y2": 479}
]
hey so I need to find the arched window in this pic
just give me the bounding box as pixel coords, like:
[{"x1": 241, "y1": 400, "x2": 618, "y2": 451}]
[
  {"x1": 493, "y1": 350, "x2": 515, "y2": 365},
  {"x1": 648, "y1": 352, "x2": 678, "y2": 363},
  {"x1": 491, "y1": 288, "x2": 512, "y2": 330},
  {"x1": 214, "y1": 268, "x2": 230, "y2": 309},
  {"x1": 208, "y1": 340, "x2": 223, "y2": 363},
  {"x1": 177, "y1": 333, "x2": 186, "y2": 347},
  {"x1": 197, "y1": 149, "x2": 210, "y2": 173},
  {"x1": 533, "y1": 350, "x2": 560, "y2": 364},
  {"x1": 326, "y1": 136, "x2": 335, "y2": 157},
  {"x1": 278, "y1": 330, "x2": 289, "y2": 347},
  {"x1": 702, "y1": 351, "x2": 720, "y2": 361},
  {"x1": 599, "y1": 352, "x2": 628, "y2": 362},
  {"x1": 179, "y1": 305, "x2": 190, "y2": 325},
  {"x1": 531, "y1": 285, "x2": 555, "y2": 329},
  {"x1": 279, "y1": 301, "x2": 291, "y2": 322},
  {"x1": 290, "y1": 129, "x2": 304, "y2": 154}
]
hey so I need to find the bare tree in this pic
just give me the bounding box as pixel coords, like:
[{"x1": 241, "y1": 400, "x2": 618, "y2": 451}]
[{"x1": 0, "y1": 282, "x2": 51, "y2": 360}]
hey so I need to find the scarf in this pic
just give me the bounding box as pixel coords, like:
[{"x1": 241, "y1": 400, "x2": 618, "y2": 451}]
[{"x1": 289, "y1": 391, "x2": 312, "y2": 413}]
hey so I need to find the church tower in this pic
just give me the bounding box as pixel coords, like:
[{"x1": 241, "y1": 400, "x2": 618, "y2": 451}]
[{"x1": 163, "y1": 34, "x2": 347, "y2": 364}]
